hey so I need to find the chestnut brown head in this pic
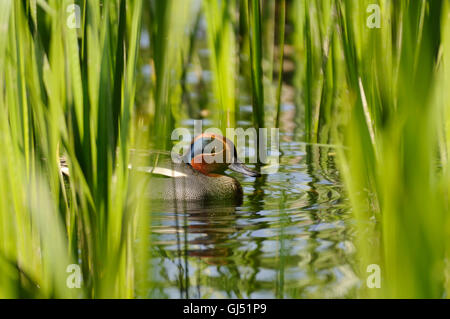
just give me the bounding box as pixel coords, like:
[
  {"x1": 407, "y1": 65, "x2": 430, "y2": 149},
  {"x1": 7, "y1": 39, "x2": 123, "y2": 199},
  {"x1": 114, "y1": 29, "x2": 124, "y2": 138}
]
[{"x1": 184, "y1": 133, "x2": 261, "y2": 177}]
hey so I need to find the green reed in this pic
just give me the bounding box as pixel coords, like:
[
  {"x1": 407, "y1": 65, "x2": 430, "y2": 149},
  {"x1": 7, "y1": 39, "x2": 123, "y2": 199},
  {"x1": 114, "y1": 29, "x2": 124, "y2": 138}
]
[
  {"x1": 293, "y1": 0, "x2": 450, "y2": 298},
  {"x1": 274, "y1": 0, "x2": 285, "y2": 129},
  {"x1": 2, "y1": 0, "x2": 450, "y2": 300},
  {"x1": 331, "y1": 0, "x2": 446, "y2": 297},
  {"x1": 0, "y1": 0, "x2": 146, "y2": 298},
  {"x1": 246, "y1": 0, "x2": 265, "y2": 129},
  {"x1": 204, "y1": 0, "x2": 237, "y2": 129},
  {"x1": 146, "y1": 0, "x2": 194, "y2": 150},
  {"x1": 346, "y1": 0, "x2": 446, "y2": 298}
]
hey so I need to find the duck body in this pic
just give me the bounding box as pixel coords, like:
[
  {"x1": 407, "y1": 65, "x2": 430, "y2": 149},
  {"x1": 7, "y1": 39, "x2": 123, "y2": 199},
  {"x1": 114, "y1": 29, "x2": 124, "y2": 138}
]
[
  {"x1": 141, "y1": 154, "x2": 243, "y2": 202},
  {"x1": 149, "y1": 174, "x2": 243, "y2": 202},
  {"x1": 137, "y1": 133, "x2": 260, "y2": 203},
  {"x1": 61, "y1": 133, "x2": 260, "y2": 203}
]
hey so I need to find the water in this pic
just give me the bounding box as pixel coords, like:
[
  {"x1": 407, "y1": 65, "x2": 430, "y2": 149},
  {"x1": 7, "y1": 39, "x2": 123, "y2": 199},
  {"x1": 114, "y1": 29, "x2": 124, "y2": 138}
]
[
  {"x1": 143, "y1": 133, "x2": 358, "y2": 298},
  {"x1": 138, "y1": 18, "x2": 359, "y2": 299}
]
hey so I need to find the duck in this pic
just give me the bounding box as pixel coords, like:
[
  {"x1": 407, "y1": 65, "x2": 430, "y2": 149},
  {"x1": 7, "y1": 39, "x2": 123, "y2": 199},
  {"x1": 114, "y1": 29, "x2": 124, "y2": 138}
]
[
  {"x1": 60, "y1": 133, "x2": 261, "y2": 203},
  {"x1": 138, "y1": 133, "x2": 261, "y2": 202}
]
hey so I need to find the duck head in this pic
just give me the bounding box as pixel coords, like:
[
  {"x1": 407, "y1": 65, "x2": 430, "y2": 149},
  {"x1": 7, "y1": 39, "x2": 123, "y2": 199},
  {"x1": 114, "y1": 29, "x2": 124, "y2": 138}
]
[{"x1": 183, "y1": 133, "x2": 261, "y2": 177}]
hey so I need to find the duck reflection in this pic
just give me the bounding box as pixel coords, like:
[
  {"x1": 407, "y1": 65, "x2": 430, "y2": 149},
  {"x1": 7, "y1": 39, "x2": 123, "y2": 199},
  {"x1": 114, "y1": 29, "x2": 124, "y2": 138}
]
[{"x1": 150, "y1": 200, "x2": 239, "y2": 266}]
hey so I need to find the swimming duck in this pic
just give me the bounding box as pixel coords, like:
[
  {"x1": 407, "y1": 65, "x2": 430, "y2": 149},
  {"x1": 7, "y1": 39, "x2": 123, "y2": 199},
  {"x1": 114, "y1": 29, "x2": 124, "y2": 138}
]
[
  {"x1": 136, "y1": 133, "x2": 260, "y2": 202},
  {"x1": 60, "y1": 134, "x2": 260, "y2": 202}
]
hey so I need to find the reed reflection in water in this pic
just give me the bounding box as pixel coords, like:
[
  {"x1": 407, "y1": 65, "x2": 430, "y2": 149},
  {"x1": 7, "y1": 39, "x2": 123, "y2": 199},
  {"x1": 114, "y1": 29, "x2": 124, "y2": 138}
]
[{"x1": 143, "y1": 139, "x2": 358, "y2": 299}]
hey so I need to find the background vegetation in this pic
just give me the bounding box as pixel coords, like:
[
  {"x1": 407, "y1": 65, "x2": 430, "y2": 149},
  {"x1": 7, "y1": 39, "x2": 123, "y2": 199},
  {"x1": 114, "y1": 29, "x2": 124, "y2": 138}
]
[{"x1": 0, "y1": 0, "x2": 449, "y2": 298}]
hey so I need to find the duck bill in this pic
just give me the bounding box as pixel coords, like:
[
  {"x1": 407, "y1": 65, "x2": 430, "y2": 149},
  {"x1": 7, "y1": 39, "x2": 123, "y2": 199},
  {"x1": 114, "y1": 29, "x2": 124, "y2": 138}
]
[{"x1": 229, "y1": 161, "x2": 261, "y2": 177}]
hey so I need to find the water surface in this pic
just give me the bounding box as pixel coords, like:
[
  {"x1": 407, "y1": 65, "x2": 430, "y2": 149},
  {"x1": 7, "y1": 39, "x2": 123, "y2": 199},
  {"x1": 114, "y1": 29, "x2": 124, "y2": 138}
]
[
  {"x1": 144, "y1": 133, "x2": 358, "y2": 298},
  {"x1": 138, "y1": 17, "x2": 358, "y2": 298}
]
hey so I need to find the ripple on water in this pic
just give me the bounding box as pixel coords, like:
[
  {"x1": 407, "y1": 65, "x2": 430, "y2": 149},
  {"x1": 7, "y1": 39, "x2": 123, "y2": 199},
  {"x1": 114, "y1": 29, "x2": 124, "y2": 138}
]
[{"x1": 144, "y1": 141, "x2": 356, "y2": 298}]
